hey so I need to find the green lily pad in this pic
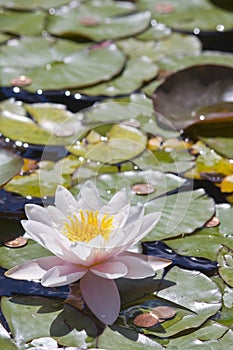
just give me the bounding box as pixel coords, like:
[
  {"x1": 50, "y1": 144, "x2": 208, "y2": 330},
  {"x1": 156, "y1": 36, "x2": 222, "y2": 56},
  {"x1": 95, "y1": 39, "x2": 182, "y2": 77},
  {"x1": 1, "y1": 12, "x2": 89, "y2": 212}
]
[
  {"x1": 81, "y1": 94, "x2": 177, "y2": 139},
  {"x1": 133, "y1": 147, "x2": 194, "y2": 174},
  {"x1": 71, "y1": 169, "x2": 185, "y2": 205},
  {"x1": 119, "y1": 266, "x2": 221, "y2": 338},
  {"x1": 68, "y1": 123, "x2": 147, "y2": 165},
  {"x1": 4, "y1": 155, "x2": 81, "y2": 198},
  {"x1": 0, "y1": 33, "x2": 12, "y2": 43},
  {"x1": 0, "y1": 239, "x2": 52, "y2": 270},
  {"x1": 117, "y1": 32, "x2": 201, "y2": 62},
  {"x1": 0, "y1": 0, "x2": 70, "y2": 10},
  {"x1": 79, "y1": 56, "x2": 159, "y2": 96},
  {"x1": 144, "y1": 189, "x2": 215, "y2": 241},
  {"x1": 138, "y1": 0, "x2": 233, "y2": 32},
  {"x1": 0, "y1": 99, "x2": 87, "y2": 145},
  {"x1": 0, "y1": 10, "x2": 46, "y2": 36},
  {"x1": 136, "y1": 22, "x2": 171, "y2": 40},
  {"x1": 0, "y1": 37, "x2": 125, "y2": 91},
  {"x1": 1, "y1": 296, "x2": 96, "y2": 346},
  {"x1": 216, "y1": 204, "x2": 233, "y2": 236},
  {"x1": 47, "y1": 9, "x2": 151, "y2": 41},
  {"x1": 200, "y1": 136, "x2": 233, "y2": 159},
  {"x1": 218, "y1": 246, "x2": 233, "y2": 287},
  {"x1": 98, "y1": 327, "x2": 164, "y2": 350},
  {"x1": 213, "y1": 276, "x2": 233, "y2": 328},
  {"x1": 166, "y1": 321, "x2": 233, "y2": 349},
  {"x1": 0, "y1": 149, "x2": 23, "y2": 187},
  {"x1": 158, "y1": 50, "x2": 233, "y2": 75},
  {"x1": 155, "y1": 267, "x2": 222, "y2": 337}
]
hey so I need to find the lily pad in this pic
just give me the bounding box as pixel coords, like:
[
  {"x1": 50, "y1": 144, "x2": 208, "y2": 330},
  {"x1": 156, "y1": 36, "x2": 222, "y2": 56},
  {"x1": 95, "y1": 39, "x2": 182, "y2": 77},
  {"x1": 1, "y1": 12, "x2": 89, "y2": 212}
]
[
  {"x1": 0, "y1": 10, "x2": 46, "y2": 36},
  {"x1": 1, "y1": 296, "x2": 96, "y2": 346},
  {"x1": 47, "y1": 9, "x2": 151, "y2": 41},
  {"x1": 144, "y1": 189, "x2": 215, "y2": 240},
  {"x1": 0, "y1": 323, "x2": 18, "y2": 350},
  {"x1": 0, "y1": 37, "x2": 126, "y2": 91},
  {"x1": 166, "y1": 321, "x2": 233, "y2": 349},
  {"x1": 158, "y1": 50, "x2": 233, "y2": 73},
  {"x1": 0, "y1": 99, "x2": 87, "y2": 146},
  {"x1": 98, "y1": 326, "x2": 164, "y2": 349},
  {"x1": 117, "y1": 32, "x2": 201, "y2": 62},
  {"x1": 119, "y1": 266, "x2": 221, "y2": 338},
  {"x1": 0, "y1": 239, "x2": 52, "y2": 270},
  {"x1": 0, "y1": 149, "x2": 23, "y2": 187},
  {"x1": 0, "y1": 0, "x2": 71, "y2": 10},
  {"x1": 4, "y1": 155, "x2": 81, "y2": 198},
  {"x1": 152, "y1": 65, "x2": 233, "y2": 131},
  {"x1": 137, "y1": 0, "x2": 233, "y2": 32},
  {"x1": 79, "y1": 56, "x2": 159, "y2": 96},
  {"x1": 218, "y1": 246, "x2": 233, "y2": 287},
  {"x1": 71, "y1": 169, "x2": 185, "y2": 205},
  {"x1": 68, "y1": 123, "x2": 147, "y2": 165}
]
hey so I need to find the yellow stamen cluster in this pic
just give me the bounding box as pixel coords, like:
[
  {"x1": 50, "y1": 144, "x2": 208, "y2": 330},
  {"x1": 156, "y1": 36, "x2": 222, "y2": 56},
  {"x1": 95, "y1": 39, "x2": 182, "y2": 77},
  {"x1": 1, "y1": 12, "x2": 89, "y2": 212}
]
[{"x1": 62, "y1": 209, "x2": 114, "y2": 242}]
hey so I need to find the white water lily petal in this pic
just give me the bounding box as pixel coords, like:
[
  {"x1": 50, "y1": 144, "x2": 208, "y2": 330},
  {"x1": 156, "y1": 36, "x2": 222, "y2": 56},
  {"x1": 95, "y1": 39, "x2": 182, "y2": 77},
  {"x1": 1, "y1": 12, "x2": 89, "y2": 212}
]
[
  {"x1": 46, "y1": 205, "x2": 67, "y2": 230},
  {"x1": 102, "y1": 187, "x2": 129, "y2": 212},
  {"x1": 5, "y1": 256, "x2": 64, "y2": 280},
  {"x1": 120, "y1": 251, "x2": 172, "y2": 272},
  {"x1": 80, "y1": 272, "x2": 120, "y2": 325},
  {"x1": 22, "y1": 220, "x2": 87, "y2": 265},
  {"x1": 90, "y1": 261, "x2": 128, "y2": 279},
  {"x1": 25, "y1": 204, "x2": 50, "y2": 225},
  {"x1": 116, "y1": 254, "x2": 155, "y2": 279},
  {"x1": 55, "y1": 185, "x2": 78, "y2": 215},
  {"x1": 125, "y1": 212, "x2": 161, "y2": 245},
  {"x1": 78, "y1": 180, "x2": 103, "y2": 211},
  {"x1": 41, "y1": 264, "x2": 87, "y2": 287}
]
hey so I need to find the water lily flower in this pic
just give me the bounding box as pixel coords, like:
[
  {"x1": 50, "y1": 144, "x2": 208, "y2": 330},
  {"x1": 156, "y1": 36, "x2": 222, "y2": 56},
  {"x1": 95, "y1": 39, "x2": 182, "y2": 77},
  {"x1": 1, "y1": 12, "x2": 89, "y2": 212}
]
[{"x1": 6, "y1": 181, "x2": 170, "y2": 324}]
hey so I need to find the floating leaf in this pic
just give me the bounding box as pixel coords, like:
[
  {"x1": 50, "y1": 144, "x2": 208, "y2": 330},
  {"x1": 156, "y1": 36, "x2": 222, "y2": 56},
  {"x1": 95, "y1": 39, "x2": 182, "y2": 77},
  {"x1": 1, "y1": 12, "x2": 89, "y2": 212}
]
[
  {"x1": 138, "y1": 0, "x2": 233, "y2": 32},
  {"x1": 47, "y1": 10, "x2": 151, "y2": 41},
  {"x1": 218, "y1": 246, "x2": 233, "y2": 287},
  {"x1": 97, "y1": 326, "x2": 164, "y2": 350},
  {"x1": 1, "y1": 296, "x2": 96, "y2": 346},
  {"x1": 0, "y1": 149, "x2": 23, "y2": 187},
  {"x1": 71, "y1": 169, "x2": 185, "y2": 206},
  {"x1": 166, "y1": 321, "x2": 233, "y2": 349},
  {"x1": 117, "y1": 32, "x2": 201, "y2": 62},
  {"x1": 0, "y1": 0, "x2": 71, "y2": 10},
  {"x1": 0, "y1": 239, "x2": 52, "y2": 270},
  {"x1": 221, "y1": 175, "x2": 233, "y2": 193},
  {"x1": 153, "y1": 65, "x2": 233, "y2": 131},
  {"x1": 0, "y1": 10, "x2": 46, "y2": 36},
  {"x1": 144, "y1": 189, "x2": 215, "y2": 240},
  {"x1": 4, "y1": 155, "x2": 81, "y2": 198},
  {"x1": 0, "y1": 37, "x2": 125, "y2": 91},
  {"x1": 0, "y1": 99, "x2": 87, "y2": 145},
  {"x1": 68, "y1": 124, "x2": 147, "y2": 165},
  {"x1": 79, "y1": 56, "x2": 159, "y2": 96}
]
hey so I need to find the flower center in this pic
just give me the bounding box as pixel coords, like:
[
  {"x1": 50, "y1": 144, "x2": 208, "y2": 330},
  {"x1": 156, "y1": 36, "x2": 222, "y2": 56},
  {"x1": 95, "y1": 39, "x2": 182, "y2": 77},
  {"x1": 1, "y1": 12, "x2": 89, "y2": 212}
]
[{"x1": 62, "y1": 210, "x2": 114, "y2": 242}]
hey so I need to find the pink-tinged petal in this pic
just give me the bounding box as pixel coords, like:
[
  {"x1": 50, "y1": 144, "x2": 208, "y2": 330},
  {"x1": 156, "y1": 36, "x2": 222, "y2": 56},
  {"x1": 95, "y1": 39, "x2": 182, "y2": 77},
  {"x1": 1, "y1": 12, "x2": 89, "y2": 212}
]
[
  {"x1": 25, "y1": 204, "x2": 50, "y2": 225},
  {"x1": 80, "y1": 272, "x2": 120, "y2": 325},
  {"x1": 22, "y1": 220, "x2": 87, "y2": 265},
  {"x1": 78, "y1": 180, "x2": 103, "y2": 211},
  {"x1": 5, "y1": 256, "x2": 64, "y2": 280},
  {"x1": 55, "y1": 185, "x2": 78, "y2": 215},
  {"x1": 41, "y1": 264, "x2": 87, "y2": 287},
  {"x1": 70, "y1": 243, "x2": 93, "y2": 262},
  {"x1": 90, "y1": 261, "x2": 127, "y2": 279},
  {"x1": 115, "y1": 254, "x2": 154, "y2": 279},
  {"x1": 121, "y1": 251, "x2": 172, "y2": 272}
]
